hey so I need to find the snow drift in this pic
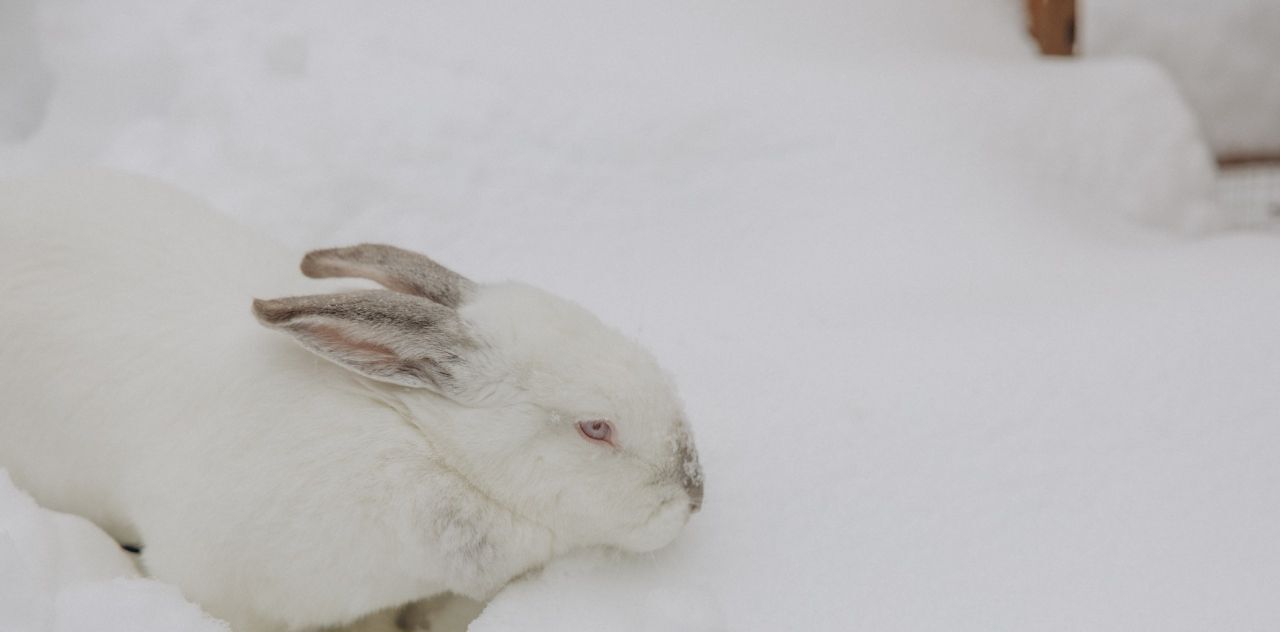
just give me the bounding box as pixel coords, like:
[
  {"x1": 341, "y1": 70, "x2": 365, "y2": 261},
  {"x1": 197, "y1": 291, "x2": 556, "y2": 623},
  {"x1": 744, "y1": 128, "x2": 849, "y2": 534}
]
[
  {"x1": 1081, "y1": 0, "x2": 1280, "y2": 157},
  {"x1": 0, "y1": 470, "x2": 229, "y2": 632}
]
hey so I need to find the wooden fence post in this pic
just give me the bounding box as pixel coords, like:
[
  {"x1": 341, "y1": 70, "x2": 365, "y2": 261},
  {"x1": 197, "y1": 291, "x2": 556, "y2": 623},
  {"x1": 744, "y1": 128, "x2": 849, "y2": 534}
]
[{"x1": 1027, "y1": 0, "x2": 1076, "y2": 56}]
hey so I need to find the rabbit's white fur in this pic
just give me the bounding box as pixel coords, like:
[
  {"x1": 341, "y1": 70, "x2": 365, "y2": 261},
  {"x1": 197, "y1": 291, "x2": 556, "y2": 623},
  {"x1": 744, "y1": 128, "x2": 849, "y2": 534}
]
[{"x1": 0, "y1": 170, "x2": 702, "y2": 631}]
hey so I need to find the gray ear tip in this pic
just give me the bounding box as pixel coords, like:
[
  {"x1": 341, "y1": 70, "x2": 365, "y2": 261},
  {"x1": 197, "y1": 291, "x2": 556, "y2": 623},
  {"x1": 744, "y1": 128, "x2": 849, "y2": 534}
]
[
  {"x1": 299, "y1": 244, "x2": 391, "y2": 278},
  {"x1": 299, "y1": 250, "x2": 334, "y2": 279},
  {"x1": 293, "y1": 244, "x2": 472, "y2": 306},
  {"x1": 251, "y1": 298, "x2": 286, "y2": 325}
]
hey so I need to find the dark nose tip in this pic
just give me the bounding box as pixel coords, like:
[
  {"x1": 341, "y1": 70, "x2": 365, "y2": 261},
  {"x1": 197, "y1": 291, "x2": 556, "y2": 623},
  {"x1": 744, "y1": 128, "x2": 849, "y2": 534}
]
[
  {"x1": 675, "y1": 433, "x2": 703, "y2": 514},
  {"x1": 686, "y1": 480, "x2": 703, "y2": 513}
]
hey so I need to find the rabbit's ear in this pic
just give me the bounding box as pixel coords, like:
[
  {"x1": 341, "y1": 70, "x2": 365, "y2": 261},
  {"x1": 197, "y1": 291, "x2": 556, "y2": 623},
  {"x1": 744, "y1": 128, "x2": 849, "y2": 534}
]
[
  {"x1": 300, "y1": 244, "x2": 473, "y2": 309},
  {"x1": 253, "y1": 290, "x2": 477, "y2": 392}
]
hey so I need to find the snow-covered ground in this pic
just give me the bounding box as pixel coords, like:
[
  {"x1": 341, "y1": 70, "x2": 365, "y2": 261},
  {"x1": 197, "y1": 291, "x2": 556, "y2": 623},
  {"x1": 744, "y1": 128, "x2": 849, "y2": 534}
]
[
  {"x1": 0, "y1": 472, "x2": 228, "y2": 632},
  {"x1": 1081, "y1": 0, "x2": 1280, "y2": 157},
  {"x1": 3, "y1": 1, "x2": 1279, "y2": 630}
]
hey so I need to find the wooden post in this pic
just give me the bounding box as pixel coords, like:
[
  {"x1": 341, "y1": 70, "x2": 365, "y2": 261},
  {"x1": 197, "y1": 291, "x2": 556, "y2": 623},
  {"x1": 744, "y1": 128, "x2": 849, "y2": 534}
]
[{"x1": 1027, "y1": 0, "x2": 1076, "y2": 56}]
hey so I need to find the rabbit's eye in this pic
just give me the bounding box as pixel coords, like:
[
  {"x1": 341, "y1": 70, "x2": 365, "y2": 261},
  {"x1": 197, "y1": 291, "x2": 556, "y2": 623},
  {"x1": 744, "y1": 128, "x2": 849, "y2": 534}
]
[{"x1": 577, "y1": 420, "x2": 614, "y2": 445}]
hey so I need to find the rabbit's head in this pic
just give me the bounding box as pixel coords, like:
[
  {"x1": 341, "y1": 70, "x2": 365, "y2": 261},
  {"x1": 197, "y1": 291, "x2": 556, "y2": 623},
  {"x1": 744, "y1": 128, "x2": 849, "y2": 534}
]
[{"x1": 253, "y1": 244, "x2": 702, "y2": 555}]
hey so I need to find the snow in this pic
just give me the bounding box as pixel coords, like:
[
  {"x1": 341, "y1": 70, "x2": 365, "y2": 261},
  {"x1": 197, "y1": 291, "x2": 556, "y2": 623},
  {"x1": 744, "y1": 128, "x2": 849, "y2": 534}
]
[
  {"x1": 3, "y1": 1, "x2": 1279, "y2": 631},
  {"x1": 471, "y1": 551, "x2": 724, "y2": 632},
  {"x1": 0, "y1": 470, "x2": 229, "y2": 632},
  {"x1": 0, "y1": 0, "x2": 53, "y2": 142},
  {"x1": 1080, "y1": 0, "x2": 1280, "y2": 157},
  {"x1": 1218, "y1": 164, "x2": 1280, "y2": 225}
]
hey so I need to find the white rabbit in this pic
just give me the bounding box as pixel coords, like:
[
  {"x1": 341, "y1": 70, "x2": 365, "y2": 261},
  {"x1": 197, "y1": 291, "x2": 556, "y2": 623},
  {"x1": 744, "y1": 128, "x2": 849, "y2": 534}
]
[{"x1": 0, "y1": 170, "x2": 703, "y2": 632}]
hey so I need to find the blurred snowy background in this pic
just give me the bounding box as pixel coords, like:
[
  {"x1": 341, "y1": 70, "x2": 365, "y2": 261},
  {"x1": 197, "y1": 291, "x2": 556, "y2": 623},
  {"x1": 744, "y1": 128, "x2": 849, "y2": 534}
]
[{"x1": 2, "y1": 1, "x2": 1279, "y2": 630}]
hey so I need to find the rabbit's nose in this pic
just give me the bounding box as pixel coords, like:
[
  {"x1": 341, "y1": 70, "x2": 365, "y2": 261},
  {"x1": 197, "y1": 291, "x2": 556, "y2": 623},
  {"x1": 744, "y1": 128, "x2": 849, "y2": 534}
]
[
  {"x1": 674, "y1": 425, "x2": 703, "y2": 513},
  {"x1": 688, "y1": 485, "x2": 703, "y2": 513},
  {"x1": 684, "y1": 470, "x2": 703, "y2": 513}
]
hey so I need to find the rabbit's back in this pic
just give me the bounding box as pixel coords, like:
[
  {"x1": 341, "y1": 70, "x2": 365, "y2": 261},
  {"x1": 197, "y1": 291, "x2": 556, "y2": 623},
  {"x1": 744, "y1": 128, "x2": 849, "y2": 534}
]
[
  {"x1": 0, "y1": 170, "x2": 294, "y2": 541},
  {"x1": 0, "y1": 171, "x2": 465, "y2": 630}
]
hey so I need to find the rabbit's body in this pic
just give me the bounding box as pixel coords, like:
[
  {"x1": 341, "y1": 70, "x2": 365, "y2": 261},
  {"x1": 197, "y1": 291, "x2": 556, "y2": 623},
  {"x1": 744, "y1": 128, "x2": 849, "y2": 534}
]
[{"x1": 0, "y1": 171, "x2": 701, "y2": 631}]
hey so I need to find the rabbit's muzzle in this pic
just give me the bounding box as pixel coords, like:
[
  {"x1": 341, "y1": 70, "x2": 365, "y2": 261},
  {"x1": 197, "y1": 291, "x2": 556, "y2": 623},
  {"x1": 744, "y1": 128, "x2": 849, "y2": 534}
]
[{"x1": 676, "y1": 434, "x2": 704, "y2": 513}]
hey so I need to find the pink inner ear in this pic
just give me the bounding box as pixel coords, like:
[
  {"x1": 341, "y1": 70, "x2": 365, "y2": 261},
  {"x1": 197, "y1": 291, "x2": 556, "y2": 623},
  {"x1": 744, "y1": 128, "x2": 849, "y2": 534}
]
[{"x1": 304, "y1": 323, "x2": 401, "y2": 364}]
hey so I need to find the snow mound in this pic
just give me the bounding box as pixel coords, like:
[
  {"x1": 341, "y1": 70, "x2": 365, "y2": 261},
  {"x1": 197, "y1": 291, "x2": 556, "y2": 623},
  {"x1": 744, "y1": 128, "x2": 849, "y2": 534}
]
[
  {"x1": 0, "y1": 0, "x2": 1225, "y2": 235},
  {"x1": 0, "y1": 0, "x2": 53, "y2": 142},
  {"x1": 1081, "y1": 0, "x2": 1280, "y2": 156},
  {"x1": 472, "y1": 551, "x2": 724, "y2": 632},
  {"x1": 0, "y1": 470, "x2": 229, "y2": 632}
]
